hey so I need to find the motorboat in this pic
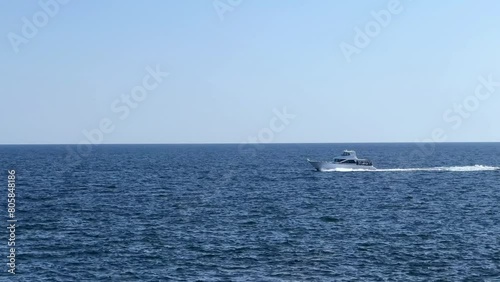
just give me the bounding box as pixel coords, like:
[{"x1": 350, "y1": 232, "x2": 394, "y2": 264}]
[{"x1": 307, "y1": 150, "x2": 375, "y2": 171}]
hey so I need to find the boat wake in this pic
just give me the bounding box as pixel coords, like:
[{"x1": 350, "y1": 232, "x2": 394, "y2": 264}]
[{"x1": 321, "y1": 165, "x2": 500, "y2": 172}]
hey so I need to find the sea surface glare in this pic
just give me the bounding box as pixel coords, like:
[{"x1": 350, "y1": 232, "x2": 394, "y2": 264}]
[{"x1": 1, "y1": 143, "x2": 500, "y2": 281}]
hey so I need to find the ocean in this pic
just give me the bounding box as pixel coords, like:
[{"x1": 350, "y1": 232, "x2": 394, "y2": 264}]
[{"x1": 1, "y1": 143, "x2": 499, "y2": 281}]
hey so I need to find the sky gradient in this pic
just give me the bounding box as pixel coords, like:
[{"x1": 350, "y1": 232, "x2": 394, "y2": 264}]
[{"x1": 2, "y1": 0, "x2": 500, "y2": 144}]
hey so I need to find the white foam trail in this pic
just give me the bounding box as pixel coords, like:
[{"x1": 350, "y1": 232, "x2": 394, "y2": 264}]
[{"x1": 322, "y1": 165, "x2": 500, "y2": 172}]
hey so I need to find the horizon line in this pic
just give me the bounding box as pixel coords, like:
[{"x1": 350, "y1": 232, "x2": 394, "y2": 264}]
[{"x1": 1, "y1": 141, "x2": 500, "y2": 146}]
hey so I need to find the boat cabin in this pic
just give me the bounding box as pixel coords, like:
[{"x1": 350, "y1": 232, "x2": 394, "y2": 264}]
[{"x1": 333, "y1": 150, "x2": 373, "y2": 166}]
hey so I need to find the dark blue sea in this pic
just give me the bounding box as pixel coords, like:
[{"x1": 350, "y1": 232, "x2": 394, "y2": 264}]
[{"x1": 1, "y1": 143, "x2": 500, "y2": 281}]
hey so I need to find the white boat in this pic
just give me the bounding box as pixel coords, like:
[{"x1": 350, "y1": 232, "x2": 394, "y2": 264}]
[{"x1": 308, "y1": 150, "x2": 375, "y2": 171}]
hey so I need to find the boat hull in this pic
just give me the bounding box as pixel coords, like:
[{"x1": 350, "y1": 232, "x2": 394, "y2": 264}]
[{"x1": 308, "y1": 160, "x2": 376, "y2": 171}]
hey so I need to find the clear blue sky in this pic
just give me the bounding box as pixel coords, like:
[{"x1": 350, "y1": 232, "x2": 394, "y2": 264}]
[{"x1": 1, "y1": 0, "x2": 500, "y2": 144}]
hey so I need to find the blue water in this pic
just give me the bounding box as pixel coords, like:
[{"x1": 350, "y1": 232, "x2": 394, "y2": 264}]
[{"x1": 1, "y1": 143, "x2": 500, "y2": 281}]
